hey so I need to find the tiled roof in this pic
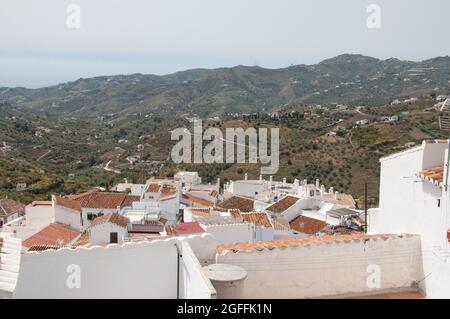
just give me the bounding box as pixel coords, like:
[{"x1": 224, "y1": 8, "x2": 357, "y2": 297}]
[
  {"x1": 122, "y1": 195, "x2": 141, "y2": 207},
  {"x1": 217, "y1": 195, "x2": 254, "y2": 212},
  {"x1": 266, "y1": 195, "x2": 299, "y2": 214},
  {"x1": 73, "y1": 191, "x2": 127, "y2": 209},
  {"x1": 229, "y1": 209, "x2": 242, "y2": 218},
  {"x1": 89, "y1": 213, "x2": 129, "y2": 228},
  {"x1": 130, "y1": 222, "x2": 165, "y2": 233},
  {"x1": 241, "y1": 212, "x2": 272, "y2": 228},
  {"x1": 419, "y1": 166, "x2": 444, "y2": 187},
  {"x1": 165, "y1": 222, "x2": 205, "y2": 236},
  {"x1": 160, "y1": 184, "x2": 178, "y2": 199},
  {"x1": 147, "y1": 183, "x2": 161, "y2": 193},
  {"x1": 187, "y1": 207, "x2": 211, "y2": 218},
  {"x1": 0, "y1": 199, "x2": 25, "y2": 218},
  {"x1": 290, "y1": 215, "x2": 327, "y2": 234},
  {"x1": 73, "y1": 232, "x2": 90, "y2": 246},
  {"x1": 216, "y1": 234, "x2": 398, "y2": 254},
  {"x1": 54, "y1": 196, "x2": 82, "y2": 212},
  {"x1": 22, "y1": 223, "x2": 81, "y2": 248},
  {"x1": 182, "y1": 194, "x2": 214, "y2": 207},
  {"x1": 271, "y1": 218, "x2": 291, "y2": 231},
  {"x1": 56, "y1": 191, "x2": 132, "y2": 211}
]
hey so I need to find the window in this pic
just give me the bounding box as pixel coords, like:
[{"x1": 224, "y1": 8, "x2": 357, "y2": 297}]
[{"x1": 110, "y1": 232, "x2": 118, "y2": 244}]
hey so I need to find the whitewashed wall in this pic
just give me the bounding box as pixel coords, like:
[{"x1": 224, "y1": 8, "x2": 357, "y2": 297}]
[
  {"x1": 54, "y1": 205, "x2": 82, "y2": 231},
  {"x1": 216, "y1": 234, "x2": 422, "y2": 299},
  {"x1": 14, "y1": 239, "x2": 179, "y2": 298},
  {"x1": 179, "y1": 241, "x2": 216, "y2": 299},
  {"x1": 81, "y1": 208, "x2": 117, "y2": 230},
  {"x1": 203, "y1": 223, "x2": 255, "y2": 244},
  {"x1": 370, "y1": 143, "x2": 450, "y2": 298},
  {"x1": 160, "y1": 196, "x2": 180, "y2": 223},
  {"x1": 13, "y1": 236, "x2": 216, "y2": 299},
  {"x1": 89, "y1": 222, "x2": 128, "y2": 245}
]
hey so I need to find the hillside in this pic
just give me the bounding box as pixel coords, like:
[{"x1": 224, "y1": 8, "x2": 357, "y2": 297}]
[
  {"x1": 1, "y1": 54, "x2": 449, "y2": 118},
  {"x1": 0, "y1": 54, "x2": 449, "y2": 205}
]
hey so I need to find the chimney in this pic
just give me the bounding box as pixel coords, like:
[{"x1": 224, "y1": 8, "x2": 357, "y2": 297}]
[
  {"x1": 283, "y1": 177, "x2": 287, "y2": 185},
  {"x1": 244, "y1": 173, "x2": 248, "y2": 181},
  {"x1": 329, "y1": 187, "x2": 334, "y2": 195},
  {"x1": 335, "y1": 191, "x2": 339, "y2": 200},
  {"x1": 320, "y1": 185, "x2": 326, "y2": 197},
  {"x1": 315, "y1": 179, "x2": 320, "y2": 189},
  {"x1": 259, "y1": 175, "x2": 263, "y2": 181},
  {"x1": 217, "y1": 178, "x2": 220, "y2": 188}
]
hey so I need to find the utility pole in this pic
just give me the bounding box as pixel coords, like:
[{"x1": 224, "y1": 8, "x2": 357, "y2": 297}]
[{"x1": 364, "y1": 183, "x2": 368, "y2": 234}]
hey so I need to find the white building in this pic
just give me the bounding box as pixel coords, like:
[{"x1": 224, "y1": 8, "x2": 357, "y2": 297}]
[
  {"x1": 174, "y1": 171, "x2": 202, "y2": 188},
  {"x1": 369, "y1": 139, "x2": 450, "y2": 298},
  {"x1": 53, "y1": 190, "x2": 138, "y2": 231},
  {"x1": 1, "y1": 201, "x2": 54, "y2": 240},
  {"x1": 88, "y1": 213, "x2": 130, "y2": 245}
]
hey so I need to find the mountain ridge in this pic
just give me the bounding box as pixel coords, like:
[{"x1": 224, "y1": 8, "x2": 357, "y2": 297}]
[{"x1": 1, "y1": 54, "x2": 449, "y2": 117}]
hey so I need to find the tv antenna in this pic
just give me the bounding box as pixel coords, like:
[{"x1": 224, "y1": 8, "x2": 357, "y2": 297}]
[{"x1": 439, "y1": 98, "x2": 450, "y2": 191}]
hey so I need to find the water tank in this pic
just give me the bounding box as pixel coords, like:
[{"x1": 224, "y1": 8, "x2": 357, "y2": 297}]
[{"x1": 202, "y1": 264, "x2": 247, "y2": 299}]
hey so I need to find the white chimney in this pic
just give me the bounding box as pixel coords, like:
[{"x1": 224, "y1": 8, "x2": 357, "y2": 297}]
[
  {"x1": 217, "y1": 178, "x2": 220, "y2": 187},
  {"x1": 335, "y1": 191, "x2": 339, "y2": 200},
  {"x1": 329, "y1": 187, "x2": 334, "y2": 195},
  {"x1": 244, "y1": 173, "x2": 248, "y2": 181},
  {"x1": 259, "y1": 175, "x2": 263, "y2": 181},
  {"x1": 320, "y1": 185, "x2": 325, "y2": 197},
  {"x1": 283, "y1": 177, "x2": 287, "y2": 185},
  {"x1": 315, "y1": 179, "x2": 320, "y2": 189}
]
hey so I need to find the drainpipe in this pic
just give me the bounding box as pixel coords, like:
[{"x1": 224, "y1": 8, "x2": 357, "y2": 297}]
[{"x1": 175, "y1": 243, "x2": 183, "y2": 299}]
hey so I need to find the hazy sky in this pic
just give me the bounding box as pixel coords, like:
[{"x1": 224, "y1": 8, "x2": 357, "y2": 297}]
[{"x1": 1, "y1": 0, "x2": 450, "y2": 88}]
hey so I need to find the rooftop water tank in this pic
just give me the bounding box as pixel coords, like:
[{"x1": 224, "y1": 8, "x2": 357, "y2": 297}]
[{"x1": 202, "y1": 264, "x2": 247, "y2": 299}]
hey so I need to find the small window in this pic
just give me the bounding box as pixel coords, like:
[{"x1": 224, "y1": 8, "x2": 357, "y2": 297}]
[{"x1": 110, "y1": 232, "x2": 118, "y2": 244}]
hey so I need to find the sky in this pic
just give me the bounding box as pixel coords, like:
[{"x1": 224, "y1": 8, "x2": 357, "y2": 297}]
[{"x1": 1, "y1": 0, "x2": 450, "y2": 88}]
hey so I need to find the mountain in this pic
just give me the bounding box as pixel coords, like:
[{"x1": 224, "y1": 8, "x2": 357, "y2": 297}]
[{"x1": 1, "y1": 54, "x2": 449, "y2": 118}]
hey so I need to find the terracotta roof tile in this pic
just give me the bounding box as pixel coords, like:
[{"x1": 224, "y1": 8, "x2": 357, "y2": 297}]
[
  {"x1": 216, "y1": 234, "x2": 398, "y2": 254},
  {"x1": 229, "y1": 209, "x2": 242, "y2": 218},
  {"x1": 147, "y1": 183, "x2": 161, "y2": 193},
  {"x1": 89, "y1": 213, "x2": 129, "y2": 228},
  {"x1": 271, "y1": 218, "x2": 291, "y2": 231},
  {"x1": 74, "y1": 192, "x2": 127, "y2": 209},
  {"x1": 290, "y1": 215, "x2": 327, "y2": 234},
  {"x1": 165, "y1": 222, "x2": 205, "y2": 236},
  {"x1": 57, "y1": 191, "x2": 131, "y2": 211},
  {"x1": 122, "y1": 195, "x2": 141, "y2": 207},
  {"x1": 23, "y1": 223, "x2": 81, "y2": 248},
  {"x1": 217, "y1": 195, "x2": 254, "y2": 212},
  {"x1": 0, "y1": 199, "x2": 25, "y2": 218},
  {"x1": 182, "y1": 194, "x2": 213, "y2": 207},
  {"x1": 266, "y1": 195, "x2": 299, "y2": 214},
  {"x1": 241, "y1": 212, "x2": 272, "y2": 228},
  {"x1": 54, "y1": 196, "x2": 82, "y2": 212},
  {"x1": 160, "y1": 184, "x2": 178, "y2": 199},
  {"x1": 420, "y1": 166, "x2": 445, "y2": 187}
]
